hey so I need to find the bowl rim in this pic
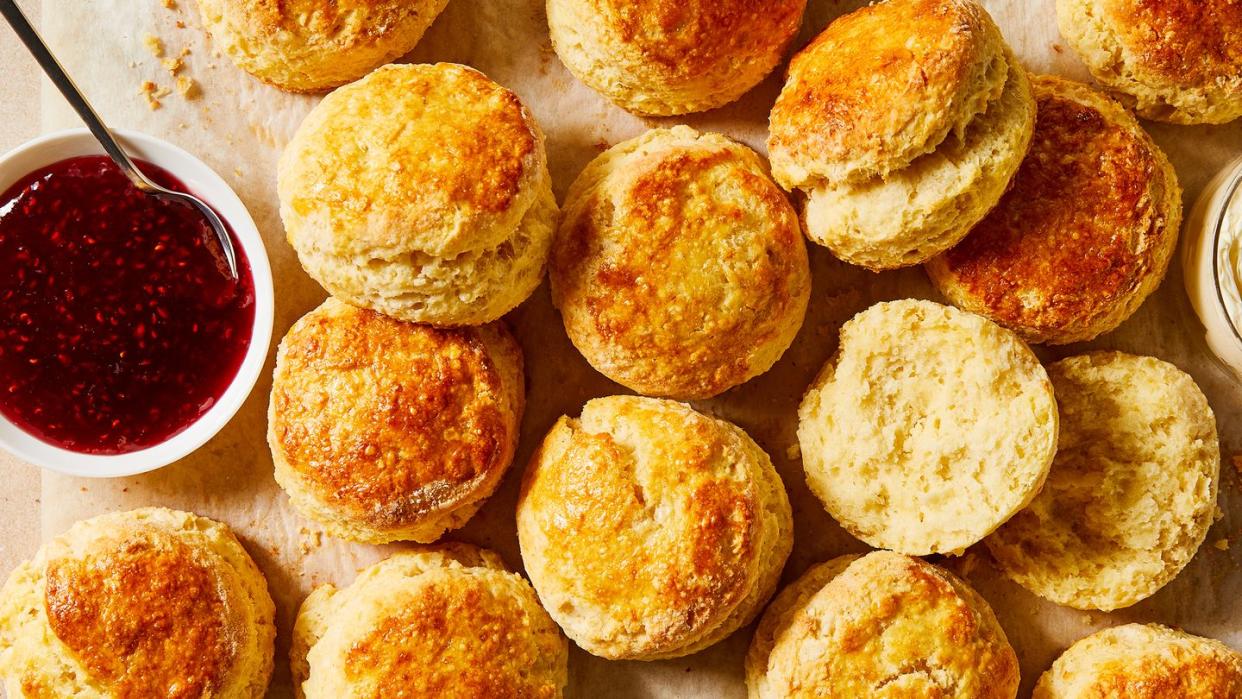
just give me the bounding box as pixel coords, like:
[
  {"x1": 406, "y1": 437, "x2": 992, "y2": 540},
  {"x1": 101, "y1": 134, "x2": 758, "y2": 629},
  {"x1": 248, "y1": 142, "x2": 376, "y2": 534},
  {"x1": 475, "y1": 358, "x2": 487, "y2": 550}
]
[{"x1": 0, "y1": 127, "x2": 275, "y2": 478}]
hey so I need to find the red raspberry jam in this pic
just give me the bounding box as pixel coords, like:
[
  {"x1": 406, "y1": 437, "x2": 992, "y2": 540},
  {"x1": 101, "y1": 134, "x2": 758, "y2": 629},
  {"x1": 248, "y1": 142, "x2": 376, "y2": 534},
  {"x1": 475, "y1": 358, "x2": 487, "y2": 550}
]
[{"x1": 0, "y1": 155, "x2": 254, "y2": 455}]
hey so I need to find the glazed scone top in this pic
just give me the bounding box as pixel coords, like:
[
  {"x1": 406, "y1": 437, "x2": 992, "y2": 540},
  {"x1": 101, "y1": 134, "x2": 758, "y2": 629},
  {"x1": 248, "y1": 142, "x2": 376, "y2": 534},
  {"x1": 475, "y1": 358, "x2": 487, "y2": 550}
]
[
  {"x1": 798, "y1": 299, "x2": 1058, "y2": 556},
  {"x1": 268, "y1": 299, "x2": 523, "y2": 538},
  {"x1": 197, "y1": 0, "x2": 450, "y2": 92},
  {"x1": 294, "y1": 545, "x2": 567, "y2": 698},
  {"x1": 986, "y1": 352, "x2": 1219, "y2": 611},
  {"x1": 517, "y1": 396, "x2": 792, "y2": 660},
  {"x1": 0, "y1": 508, "x2": 275, "y2": 699},
  {"x1": 552, "y1": 126, "x2": 810, "y2": 400},
  {"x1": 769, "y1": 0, "x2": 1007, "y2": 189},
  {"x1": 1057, "y1": 0, "x2": 1242, "y2": 123},
  {"x1": 754, "y1": 552, "x2": 1020, "y2": 698},
  {"x1": 928, "y1": 76, "x2": 1182, "y2": 345},
  {"x1": 1034, "y1": 624, "x2": 1242, "y2": 698},
  {"x1": 278, "y1": 63, "x2": 546, "y2": 259}
]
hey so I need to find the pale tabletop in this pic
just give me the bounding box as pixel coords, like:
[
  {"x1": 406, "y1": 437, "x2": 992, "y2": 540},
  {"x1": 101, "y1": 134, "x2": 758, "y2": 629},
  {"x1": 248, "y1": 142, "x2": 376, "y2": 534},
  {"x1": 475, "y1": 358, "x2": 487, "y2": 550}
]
[{"x1": 0, "y1": 0, "x2": 49, "y2": 581}]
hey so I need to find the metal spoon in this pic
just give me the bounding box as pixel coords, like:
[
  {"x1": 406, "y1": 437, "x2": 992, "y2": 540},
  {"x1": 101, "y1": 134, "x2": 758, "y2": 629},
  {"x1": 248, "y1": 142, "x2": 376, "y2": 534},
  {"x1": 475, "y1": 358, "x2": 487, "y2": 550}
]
[{"x1": 0, "y1": 0, "x2": 239, "y2": 279}]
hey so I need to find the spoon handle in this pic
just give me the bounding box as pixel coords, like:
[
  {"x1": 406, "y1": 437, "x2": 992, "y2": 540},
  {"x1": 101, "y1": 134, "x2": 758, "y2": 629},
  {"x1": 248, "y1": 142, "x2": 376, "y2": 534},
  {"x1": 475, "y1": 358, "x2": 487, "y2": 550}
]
[{"x1": 0, "y1": 0, "x2": 152, "y2": 188}]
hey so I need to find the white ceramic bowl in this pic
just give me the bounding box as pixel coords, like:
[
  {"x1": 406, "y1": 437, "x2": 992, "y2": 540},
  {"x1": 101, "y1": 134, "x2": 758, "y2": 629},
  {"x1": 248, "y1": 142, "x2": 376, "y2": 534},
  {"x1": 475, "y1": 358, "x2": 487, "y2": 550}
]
[
  {"x1": 0, "y1": 128, "x2": 274, "y2": 477},
  {"x1": 1183, "y1": 154, "x2": 1242, "y2": 382}
]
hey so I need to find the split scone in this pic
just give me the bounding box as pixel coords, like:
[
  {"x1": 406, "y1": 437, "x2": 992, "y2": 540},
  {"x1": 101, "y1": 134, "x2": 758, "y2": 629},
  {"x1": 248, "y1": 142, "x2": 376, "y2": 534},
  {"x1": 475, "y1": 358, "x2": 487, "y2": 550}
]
[
  {"x1": 552, "y1": 126, "x2": 810, "y2": 400},
  {"x1": 517, "y1": 396, "x2": 793, "y2": 660},
  {"x1": 1034, "y1": 624, "x2": 1242, "y2": 698},
  {"x1": 746, "y1": 551, "x2": 1019, "y2": 698},
  {"x1": 197, "y1": 0, "x2": 449, "y2": 92},
  {"x1": 1057, "y1": 0, "x2": 1242, "y2": 124},
  {"x1": 768, "y1": 0, "x2": 1035, "y2": 270},
  {"x1": 279, "y1": 63, "x2": 557, "y2": 326},
  {"x1": 986, "y1": 352, "x2": 1219, "y2": 611},
  {"x1": 798, "y1": 299, "x2": 1058, "y2": 556},
  {"x1": 547, "y1": 0, "x2": 806, "y2": 115},
  {"x1": 269, "y1": 299, "x2": 524, "y2": 544},
  {"x1": 0, "y1": 508, "x2": 275, "y2": 698},
  {"x1": 292, "y1": 544, "x2": 568, "y2": 698},
  {"x1": 927, "y1": 76, "x2": 1183, "y2": 345}
]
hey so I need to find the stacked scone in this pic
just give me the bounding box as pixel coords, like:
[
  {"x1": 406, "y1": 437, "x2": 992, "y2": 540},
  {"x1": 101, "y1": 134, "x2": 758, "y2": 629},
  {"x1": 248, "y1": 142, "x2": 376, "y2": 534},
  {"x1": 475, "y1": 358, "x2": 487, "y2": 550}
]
[{"x1": 768, "y1": 0, "x2": 1035, "y2": 269}]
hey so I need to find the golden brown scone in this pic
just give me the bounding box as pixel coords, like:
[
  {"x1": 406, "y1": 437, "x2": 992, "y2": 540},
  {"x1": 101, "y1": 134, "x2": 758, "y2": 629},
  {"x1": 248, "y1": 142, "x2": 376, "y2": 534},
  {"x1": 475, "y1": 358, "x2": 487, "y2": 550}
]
[
  {"x1": 798, "y1": 299, "x2": 1058, "y2": 556},
  {"x1": 927, "y1": 76, "x2": 1183, "y2": 345},
  {"x1": 746, "y1": 551, "x2": 1020, "y2": 698},
  {"x1": 279, "y1": 63, "x2": 557, "y2": 326},
  {"x1": 292, "y1": 544, "x2": 568, "y2": 698},
  {"x1": 1057, "y1": 0, "x2": 1242, "y2": 124},
  {"x1": 197, "y1": 0, "x2": 449, "y2": 92},
  {"x1": 516, "y1": 396, "x2": 793, "y2": 660},
  {"x1": 0, "y1": 508, "x2": 275, "y2": 698},
  {"x1": 547, "y1": 0, "x2": 806, "y2": 116},
  {"x1": 801, "y1": 50, "x2": 1035, "y2": 270},
  {"x1": 1034, "y1": 624, "x2": 1242, "y2": 698},
  {"x1": 551, "y1": 126, "x2": 810, "y2": 400},
  {"x1": 986, "y1": 352, "x2": 1219, "y2": 611},
  {"x1": 769, "y1": 0, "x2": 1009, "y2": 189},
  {"x1": 269, "y1": 298, "x2": 524, "y2": 544}
]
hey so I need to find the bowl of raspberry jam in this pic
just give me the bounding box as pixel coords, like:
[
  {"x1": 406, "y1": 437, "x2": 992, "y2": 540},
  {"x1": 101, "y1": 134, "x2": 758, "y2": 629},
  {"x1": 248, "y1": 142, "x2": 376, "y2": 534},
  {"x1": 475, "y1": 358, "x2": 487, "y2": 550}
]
[{"x1": 0, "y1": 129, "x2": 273, "y2": 476}]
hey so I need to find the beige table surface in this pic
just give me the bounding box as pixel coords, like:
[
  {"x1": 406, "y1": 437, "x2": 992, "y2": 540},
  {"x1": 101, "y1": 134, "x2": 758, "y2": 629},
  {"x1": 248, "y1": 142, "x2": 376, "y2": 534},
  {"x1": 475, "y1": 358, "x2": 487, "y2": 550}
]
[{"x1": 0, "y1": 0, "x2": 43, "y2": 584}]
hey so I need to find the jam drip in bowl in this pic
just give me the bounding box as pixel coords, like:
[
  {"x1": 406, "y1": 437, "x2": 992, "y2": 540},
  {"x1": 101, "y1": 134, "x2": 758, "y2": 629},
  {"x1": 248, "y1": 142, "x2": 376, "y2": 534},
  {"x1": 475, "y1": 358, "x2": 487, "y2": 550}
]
[{"x1": 0, "y1": 156, "x2": 254, "y2": 455}]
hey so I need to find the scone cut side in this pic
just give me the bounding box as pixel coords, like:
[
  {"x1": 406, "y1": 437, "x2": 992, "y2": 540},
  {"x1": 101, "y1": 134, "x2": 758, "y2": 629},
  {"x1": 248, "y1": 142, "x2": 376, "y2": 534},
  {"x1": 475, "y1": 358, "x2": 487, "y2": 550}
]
[{"x1": 797, "y1": 299, "x2": 1058, "y2": 556}]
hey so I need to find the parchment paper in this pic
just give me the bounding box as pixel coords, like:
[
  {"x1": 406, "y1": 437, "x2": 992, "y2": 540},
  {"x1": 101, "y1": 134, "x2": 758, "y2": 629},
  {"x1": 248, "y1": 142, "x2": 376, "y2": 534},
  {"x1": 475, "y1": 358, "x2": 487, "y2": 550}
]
[{"x1": 32, "y1": 1, "x2": 1242, "y2": 696}]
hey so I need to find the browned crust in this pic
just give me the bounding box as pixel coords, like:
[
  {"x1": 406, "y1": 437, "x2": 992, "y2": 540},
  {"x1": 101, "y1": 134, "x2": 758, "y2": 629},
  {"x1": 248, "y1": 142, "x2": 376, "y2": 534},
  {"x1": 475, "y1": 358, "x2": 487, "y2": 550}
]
[
  {"x1": 600, "y1": 0, "x2": 805, "y2": 77},
  {"x1": 269, "y1": 301, "x2": 522, "y2": 532},
  {"x1": 929, "y1": 75, "x2": 1181, "y2": 344},
  {"x1": 1098, "y1": 0, "x2": 1242, "y2": 89},
  {"x1": 43, "y1": 537, "x2": 234, "y2": 698}
]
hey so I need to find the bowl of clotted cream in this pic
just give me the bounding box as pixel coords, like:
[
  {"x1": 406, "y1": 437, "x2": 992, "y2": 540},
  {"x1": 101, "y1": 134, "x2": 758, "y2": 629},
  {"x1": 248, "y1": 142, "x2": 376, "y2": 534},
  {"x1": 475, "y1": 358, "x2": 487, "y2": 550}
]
[{"x1": 1184, "y1": 154, "x2": 1242, "y2": 380}]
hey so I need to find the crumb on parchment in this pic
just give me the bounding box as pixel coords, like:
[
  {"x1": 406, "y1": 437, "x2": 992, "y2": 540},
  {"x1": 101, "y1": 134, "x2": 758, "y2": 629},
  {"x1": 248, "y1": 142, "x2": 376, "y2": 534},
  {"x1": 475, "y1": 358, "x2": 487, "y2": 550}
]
[
  {"x1": 1216, "y1": 538, "x2": 1231, "y2": 551},
  {"x1": 142, "y1": 34, "x2": 164, "y2": 58},
  {"x1": 175, "y1": 76, "x2": 199, "y2": 99},
  {"x1": 139, "y1": 80, "x2": 171, "y2": 110},
  {"x1": 161, "y1": 0, "x2": 177, "y2": 8}
]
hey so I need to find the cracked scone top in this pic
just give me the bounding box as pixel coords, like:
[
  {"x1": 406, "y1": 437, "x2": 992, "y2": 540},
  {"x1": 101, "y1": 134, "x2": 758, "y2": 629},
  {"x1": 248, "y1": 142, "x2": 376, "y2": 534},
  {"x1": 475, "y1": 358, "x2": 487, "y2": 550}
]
[
  {"x1": 551, "y1": 126, "x2": 810, "y2": 400},
  {"x1": 986, "y1": 352, "x2": 1219, "y2": 611},
  {"x1": 0, "y1": 508, "x2": 275, "y2": 699},
  {"x1": 197, "y1": 0, "x2": 450, "y2": 92},
  {"x1": 1056, "y1": 0, "x2": 1242, "y2": 124},
  {"x1": 746, "y1": 551, "x2": 1019, "y2": 699},
  {"x1": 547, "y1": 0, "x2": 806, "y2": 116},
  {"x1": 1034, "y1": 624, "x2": 1242, "y2": 698},
  {"x1": 291, "y1": 544, "x2": 568, "y2": 698},
  {"x1": 798, "y1": 299, "x2": 1058, "y2": 556},
  {"x1": 279, "y1": 63, "x2": 557, "y2": 326},
  {"x1": 268, "y1": 298, "x2": 524, "y2": 544},
  {"x1": 516, "y1": 396, "x2": 793, "y2": 660}
]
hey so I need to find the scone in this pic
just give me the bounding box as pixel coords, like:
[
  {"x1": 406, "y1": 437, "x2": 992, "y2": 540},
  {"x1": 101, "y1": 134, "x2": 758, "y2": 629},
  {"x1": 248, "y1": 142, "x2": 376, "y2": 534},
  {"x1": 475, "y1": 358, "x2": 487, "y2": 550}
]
[
  {"x1": 269, "y1": 298, "x2": 524, "y2": 544},
  {"x1": 1057, "y1": 0, "x2": 1242, "y2": 124},
  {"x1": 746, "y1": 551, "x2": 1020, "y2": 698},
  {"x1": 0, "y1": 508, "x2": 275, "y2": 698},
  {"x1": 986, "y1": 352, "x2": 1219, "y2": 611},
  {"x1": 768, "y1": 0, "x2": 1034, "y2": 270},
  {"x1": 516, "y1": 395, "x2": 793, "y2": 660},
  {"x1": 291, "y1": 544, "x2": 568, "y2": 698},
  {"x1": 798, "y1": 299, "x2": 1058, "y2": 556},
  {"x1": 551, "y1": 126, "x2": 811, "y2": 400},
  {"x1": 1035, "y1": 624, "x2": 1242, "y2": 698},
  {"x1": 927, "y1": 76, "x2": 1182, "y2": 345},
  {"x1": 279, "y1": 63, "x2": 557, "y2": 326},
  {"x1": 547, "y1": 0, "x2": 806, "y2": 115},
  {"x1": 197, "y1": 0, "x2": 449, "y2": 92}
]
